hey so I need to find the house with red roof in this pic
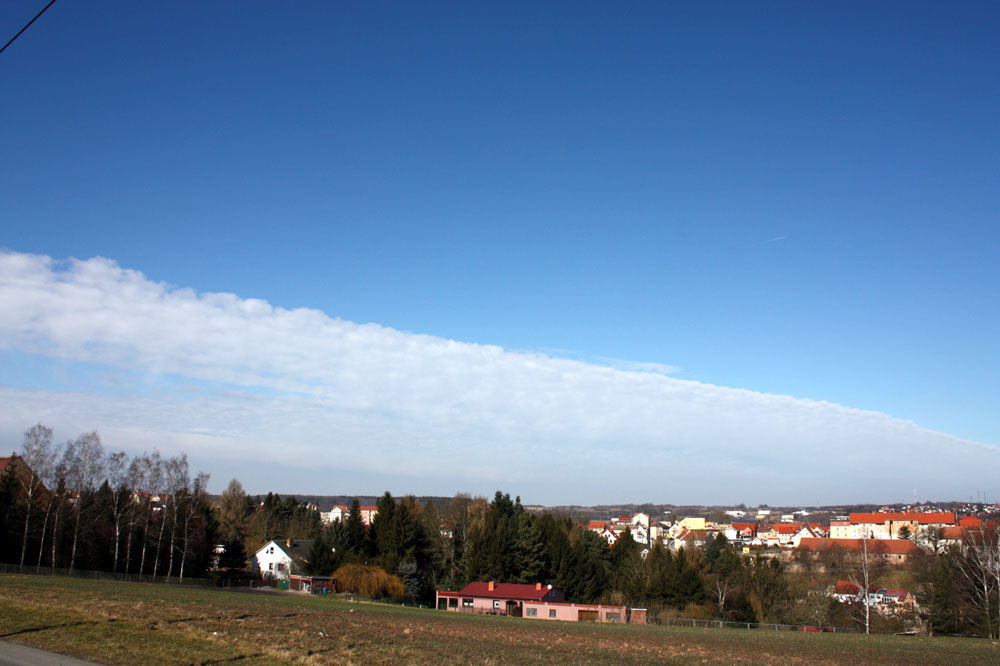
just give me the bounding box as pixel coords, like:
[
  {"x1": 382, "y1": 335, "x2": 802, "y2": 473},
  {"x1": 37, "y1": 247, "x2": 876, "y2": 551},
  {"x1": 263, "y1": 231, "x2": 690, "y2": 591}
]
[
  {"x1": 790, "y1": 524, "x2": 825, "y2": 547},
  {"x1": 436, "y1": 582, "x2": 564, "y2": 617},
  {"x1": 598, "y1": 526, "x2": 619, "y2": 546},
  {"x1": 831, "y1": 580, "x2": 913, "y2": 614},
  {"x1": 724, "y1": 522, "x2": 757, "y2": 543},
  {"x1": 760, "y1": 522, "x2": 802, "y2": 547},
  {"x1": 320, "y1": 505, "x2": 350, "y2": 525},
  {"x1": 435, "y1": 582, "x2": 643, "y2": 623}
]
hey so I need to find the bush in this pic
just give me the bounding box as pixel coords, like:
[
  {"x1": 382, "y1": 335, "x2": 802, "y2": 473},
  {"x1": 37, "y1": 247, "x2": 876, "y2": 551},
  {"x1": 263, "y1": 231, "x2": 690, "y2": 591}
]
[
  {"x1": 333, "y1": 563, "x2": 406, "y2": 600},
  {"x1": 681, "y1": 602, "x2": 716, "y2": 620}
]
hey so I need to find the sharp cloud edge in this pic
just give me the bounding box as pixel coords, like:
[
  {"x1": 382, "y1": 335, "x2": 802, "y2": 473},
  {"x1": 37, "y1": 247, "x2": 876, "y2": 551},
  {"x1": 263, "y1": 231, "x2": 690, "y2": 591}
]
[{"x1": 0, "y1": 250, "x2": 996, "y2": 503}]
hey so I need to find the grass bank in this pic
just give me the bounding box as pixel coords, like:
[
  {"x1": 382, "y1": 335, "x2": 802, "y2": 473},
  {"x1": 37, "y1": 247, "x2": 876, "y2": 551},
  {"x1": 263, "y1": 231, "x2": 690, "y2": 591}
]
[{"x1": 1, "y1": 575, "x2": 997, "y2": 665}]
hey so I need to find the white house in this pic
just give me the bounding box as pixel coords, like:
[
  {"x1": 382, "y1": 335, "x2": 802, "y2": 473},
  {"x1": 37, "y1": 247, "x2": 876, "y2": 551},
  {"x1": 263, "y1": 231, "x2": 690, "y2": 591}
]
[
  {"x1": 252, "y1": 538, "x2": 314, "y2": 580},
  {"x1": 320, "y1": 505, "x2": 349, "y2": 525},
  {"x1": 319, "y1": 504, "x2": 379, "y2": 526},
  {"x1": 631, "y1": 523, "x2": 649, "y2": 545}
]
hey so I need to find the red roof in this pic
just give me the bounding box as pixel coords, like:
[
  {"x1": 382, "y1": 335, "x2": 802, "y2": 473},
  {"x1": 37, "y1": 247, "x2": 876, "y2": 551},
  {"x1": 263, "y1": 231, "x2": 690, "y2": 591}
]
[
  {"x1": 958, "y1": 516, "x2": 982, "y2": 528},
  {"x1": 587, "y1": 521, "x2": 606, "y2": 530},
  {"x1": 458, "y1": 582, "x2": 560, "y2": 601},
  {"x1": 796, "y1": 538, "x2": 919, "y2": 555},
  {"x1": 849, "y1": 512, "x2": 955, "y2": 525},
  {"x1": 939, "y1": 526, "x2": 966, "y2": 540},
  {"x1": 834, "y1": 580, "x2": 863, "y2": 595},
  {"x1": 772, "y1": 523, "x2": 800, "y2": 534},
  {"x1": 731, "y1": 522, "x2": 756, "y2": 532}
]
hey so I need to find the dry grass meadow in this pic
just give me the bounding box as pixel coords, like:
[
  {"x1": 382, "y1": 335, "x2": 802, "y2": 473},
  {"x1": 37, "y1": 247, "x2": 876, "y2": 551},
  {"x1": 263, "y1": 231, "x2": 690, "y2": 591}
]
[{"x1": 1, "y1": 574, "x2": 998, "y2": 666}]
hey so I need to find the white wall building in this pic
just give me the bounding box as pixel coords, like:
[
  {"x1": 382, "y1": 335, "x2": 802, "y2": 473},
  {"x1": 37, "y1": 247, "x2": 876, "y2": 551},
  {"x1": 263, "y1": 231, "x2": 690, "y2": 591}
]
[{"x1": 252, "y1": 539, "x2": 313, "y2": 580}]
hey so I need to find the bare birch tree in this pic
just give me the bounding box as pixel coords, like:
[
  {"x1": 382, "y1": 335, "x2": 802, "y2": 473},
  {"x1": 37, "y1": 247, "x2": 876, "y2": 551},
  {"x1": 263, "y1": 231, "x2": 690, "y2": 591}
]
[
  {"x1": 845, "y1": 538, "x2": 887, "y2": 635},
  {"x1": 179, "y1": 471, "x2": 210, "y2": 581},
  {"x1": 48, "y1": 444, "x2": 75, "y2": 569},
  {"x1": 954, "y1": 524, "x2": 1000, "y2": 638},
  {"x1": 148, "y1": 452, "x2": 169, "y2": 577},
  {"x1": 35, "y1": 440, "x2": 66, "y2": 571},
  {"x1": 106, "y1": 451, "x2": 130, "y2": 573},
  {"x1": 18, "y1": 423, "x2": 54, "y2": 566},
  {"x1": 123, "y1": 454, "x2": 148, "y2": 574},
  {"x1": 164, "y1": 454, "x2": 190, "y2": 579},
  {"x1": 66, "y1": 431, "x2": 105, "y2": 573}
]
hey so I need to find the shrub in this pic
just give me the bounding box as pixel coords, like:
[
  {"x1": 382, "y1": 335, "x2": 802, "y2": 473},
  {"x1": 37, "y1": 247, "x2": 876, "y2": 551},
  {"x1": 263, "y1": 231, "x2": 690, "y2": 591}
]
[{"x1": 333, "y1": 563, "x2": 406, "y2": 600}]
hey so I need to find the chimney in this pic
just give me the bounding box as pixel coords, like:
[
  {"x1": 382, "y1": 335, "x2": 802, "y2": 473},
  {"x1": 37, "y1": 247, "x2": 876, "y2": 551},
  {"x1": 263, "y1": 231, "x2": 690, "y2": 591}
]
[
  {"x1": 286, "y1": 538, "x2": 293, "y2": 548},
  {"x1": 536, "y1": 582, "x2": 542, "y2": 590},
  {"x1": 488, "y1": 581, "x2": 495, "y2": 592}
]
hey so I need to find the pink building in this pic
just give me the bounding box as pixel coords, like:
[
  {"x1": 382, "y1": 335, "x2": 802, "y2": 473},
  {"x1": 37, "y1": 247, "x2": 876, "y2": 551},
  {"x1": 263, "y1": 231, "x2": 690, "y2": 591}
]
[
  {"x1": 522, "y1": 601, "x2": 629, "y2": 622},
  {"x1": 436, "y1": 582, "x2": 644, "y2": 623},
  {"x1": 436, "y1": 582, "x2": 564, "y2": 617}
]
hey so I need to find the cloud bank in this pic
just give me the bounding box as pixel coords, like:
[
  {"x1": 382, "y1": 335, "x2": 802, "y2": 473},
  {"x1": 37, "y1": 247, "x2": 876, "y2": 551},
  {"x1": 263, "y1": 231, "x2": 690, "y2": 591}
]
[{"x1": 0, "y1": 250, "x2": 995, "y2": 504}]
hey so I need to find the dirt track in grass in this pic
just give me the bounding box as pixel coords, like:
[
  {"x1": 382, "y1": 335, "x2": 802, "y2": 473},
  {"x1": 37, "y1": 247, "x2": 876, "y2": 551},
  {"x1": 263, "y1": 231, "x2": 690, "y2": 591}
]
[{"x1": 1, "y1": 575, "x2": 997, "y2": 666}]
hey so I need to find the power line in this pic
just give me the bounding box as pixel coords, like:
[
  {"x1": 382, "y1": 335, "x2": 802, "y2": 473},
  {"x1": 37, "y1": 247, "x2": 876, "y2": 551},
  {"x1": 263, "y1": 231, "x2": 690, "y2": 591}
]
[{"x1": 1, "y1": 0, "x2": 59, "y2": 56}]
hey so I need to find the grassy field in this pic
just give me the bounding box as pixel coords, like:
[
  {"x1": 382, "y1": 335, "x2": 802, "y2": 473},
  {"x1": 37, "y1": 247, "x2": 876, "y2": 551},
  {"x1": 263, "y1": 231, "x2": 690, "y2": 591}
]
[{"x1": 1, "y1": 575, "x2": 997, "y2": 666}]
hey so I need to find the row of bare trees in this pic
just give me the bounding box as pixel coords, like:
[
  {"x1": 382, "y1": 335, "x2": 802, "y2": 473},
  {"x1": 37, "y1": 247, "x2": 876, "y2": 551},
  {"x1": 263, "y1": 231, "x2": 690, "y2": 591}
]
[
  {"x1": 5, "y1": 423, "x2": 215, "y2": 580},
  {"x1": 951, "y1": 526, "x2": 1000, "y2": 639}
]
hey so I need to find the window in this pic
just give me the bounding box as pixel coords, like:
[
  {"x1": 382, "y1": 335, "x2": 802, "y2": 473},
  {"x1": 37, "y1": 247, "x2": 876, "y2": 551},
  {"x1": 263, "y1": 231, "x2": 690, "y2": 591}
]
[
  {"x1": 462, "y1": 599, "x2": 473, "y2": 607},
  {"x1": 448, "y1": 598, "x2": 458, "y2": 608},
  {"x1": 549, "y1": 609, "x2": 557, "y2": 618},
  {"x1": 493, "y1": 600, "x2": 501, "y2": 608},
  {"x1": 268, "y1": 563, "x2": 273, "y2": 570},
  {"x1": 525, "y1": 608, "x2": 537, "y2": 617}
]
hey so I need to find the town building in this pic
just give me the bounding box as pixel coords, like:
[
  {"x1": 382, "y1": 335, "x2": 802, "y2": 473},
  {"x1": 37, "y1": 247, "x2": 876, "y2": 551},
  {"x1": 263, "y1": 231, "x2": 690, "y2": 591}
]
[{"x1": 829, "y1": 512, "x2": 955, "y2": 540}]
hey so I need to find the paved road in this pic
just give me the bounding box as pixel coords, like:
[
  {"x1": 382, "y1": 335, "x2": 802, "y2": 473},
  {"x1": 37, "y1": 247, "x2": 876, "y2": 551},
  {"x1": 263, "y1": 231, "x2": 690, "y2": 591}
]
[{"x1": 0, "y1": 643, "x2": 104, "y2": 666}]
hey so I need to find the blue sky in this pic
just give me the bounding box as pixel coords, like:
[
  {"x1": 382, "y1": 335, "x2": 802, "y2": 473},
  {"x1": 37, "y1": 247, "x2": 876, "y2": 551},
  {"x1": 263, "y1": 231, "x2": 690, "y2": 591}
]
[{"x1": 1, "y1": 2, "x2": 998, "y2": 504}]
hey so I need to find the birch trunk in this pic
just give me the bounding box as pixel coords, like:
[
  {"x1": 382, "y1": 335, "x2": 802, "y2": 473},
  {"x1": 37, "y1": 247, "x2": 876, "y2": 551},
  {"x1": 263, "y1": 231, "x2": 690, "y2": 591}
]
[{"x1": 35, "y1": 494, "x2": 53, "y2": 572}]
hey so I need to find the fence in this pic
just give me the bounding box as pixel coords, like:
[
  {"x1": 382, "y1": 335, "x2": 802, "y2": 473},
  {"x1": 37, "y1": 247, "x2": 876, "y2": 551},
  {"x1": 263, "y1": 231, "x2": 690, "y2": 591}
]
[
  {"x1": 645, "y1": 614, "x2": 852, "y2": 633},
  {"x1": 0, "y1": 563, "x2": 220, "y2": 587}
]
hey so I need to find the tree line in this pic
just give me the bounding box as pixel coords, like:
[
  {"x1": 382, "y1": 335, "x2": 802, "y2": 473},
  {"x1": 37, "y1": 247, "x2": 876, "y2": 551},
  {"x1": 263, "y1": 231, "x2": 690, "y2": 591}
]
[
  {"x1": 1, "y1": 424, "x2": 216, "y2": 579},
  {"x1": 4, "y1": 423, "x2": 997, "y2": 637}
]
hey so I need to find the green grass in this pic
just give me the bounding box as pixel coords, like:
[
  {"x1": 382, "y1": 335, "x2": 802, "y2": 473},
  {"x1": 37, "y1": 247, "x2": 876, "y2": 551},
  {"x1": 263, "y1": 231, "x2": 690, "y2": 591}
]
[{"x1": 1, "y1": 574, "x2": 997, "y2": 665}]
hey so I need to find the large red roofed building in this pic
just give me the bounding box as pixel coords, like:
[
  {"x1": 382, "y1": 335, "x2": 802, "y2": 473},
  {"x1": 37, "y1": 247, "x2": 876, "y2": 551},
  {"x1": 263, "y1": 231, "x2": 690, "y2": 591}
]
[
  {"x1": 829, "y1": 512, "x2": 955, "y2": 540},
  {"x1": 794, "y1": 537, "x2": 919, "y2": 566}
]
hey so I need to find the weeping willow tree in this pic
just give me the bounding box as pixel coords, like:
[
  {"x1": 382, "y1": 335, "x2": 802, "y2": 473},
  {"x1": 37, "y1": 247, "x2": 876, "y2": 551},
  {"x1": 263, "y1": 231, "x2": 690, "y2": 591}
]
[{"x1": 333, "y1": 563, "x2": 406, "y2": 600}]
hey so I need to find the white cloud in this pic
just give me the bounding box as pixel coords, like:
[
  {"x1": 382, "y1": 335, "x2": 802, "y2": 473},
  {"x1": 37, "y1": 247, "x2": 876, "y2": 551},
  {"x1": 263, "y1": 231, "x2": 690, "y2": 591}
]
[
  {"x1": 597, "y1": 357, "x2": 681, "y2": 375},
  {"x1": 0, "y1": 250, "x2": 996, "y2": 504}
]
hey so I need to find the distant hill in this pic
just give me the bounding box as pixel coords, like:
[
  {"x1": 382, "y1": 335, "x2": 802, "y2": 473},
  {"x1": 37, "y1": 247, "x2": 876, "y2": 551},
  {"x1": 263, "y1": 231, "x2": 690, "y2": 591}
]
[
  {"x1": 241, "y1": 494, "x2": 457, "y2": 513},
  {"x1": 211, "y1": 492, "x2": 977, "y2": 524}
]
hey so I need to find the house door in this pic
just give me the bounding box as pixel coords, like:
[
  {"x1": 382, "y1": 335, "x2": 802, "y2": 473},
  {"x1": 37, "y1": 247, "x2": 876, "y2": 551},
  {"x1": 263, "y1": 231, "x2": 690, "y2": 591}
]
[{"x1": 506, "y1": 601, "x2": 522, "y2": 617}]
